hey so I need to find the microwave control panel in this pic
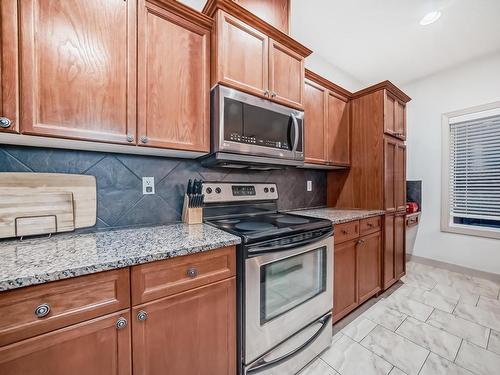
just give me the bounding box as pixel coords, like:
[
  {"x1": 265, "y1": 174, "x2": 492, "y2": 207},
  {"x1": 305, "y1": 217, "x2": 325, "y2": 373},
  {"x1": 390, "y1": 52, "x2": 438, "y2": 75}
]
[{"x1": 229, "y1": 133, "x2": 289, "y2": 150}]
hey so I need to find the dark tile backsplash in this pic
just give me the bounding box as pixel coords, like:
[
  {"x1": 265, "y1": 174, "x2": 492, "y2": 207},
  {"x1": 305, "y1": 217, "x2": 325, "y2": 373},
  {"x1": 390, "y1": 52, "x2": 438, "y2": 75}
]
[
  {"x1": 407, "y1": 180, "x2": 422, "y2": 211},
  {"x1": 0, "y1": 146, "x2": 326, "y2": 231}
]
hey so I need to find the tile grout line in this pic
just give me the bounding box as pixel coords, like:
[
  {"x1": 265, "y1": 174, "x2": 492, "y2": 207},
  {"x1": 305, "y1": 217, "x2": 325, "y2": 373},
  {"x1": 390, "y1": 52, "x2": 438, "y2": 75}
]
[
  {"x1": 1, "y1": 149, "x2": 35, "y2": 172},
  {"x1": 416, "y1": 350, "x2": 431, "y2": 375},
  {"x1": 486, "y1": 328, "x2": 492, "y2": 351},
  {"x1": 453, "y1": 338, "x2": 463, "y2": 363},
  {"x1": 81, "y1": 154, "x2": 107, "y2": 174}
]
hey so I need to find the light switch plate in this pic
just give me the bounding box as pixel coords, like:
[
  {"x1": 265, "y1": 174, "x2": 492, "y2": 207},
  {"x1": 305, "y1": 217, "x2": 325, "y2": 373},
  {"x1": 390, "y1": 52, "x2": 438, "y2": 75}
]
[
  {"x1": 142, "y1": 177, "x2": 155, "y2": 195},
  {"x1": 307, "y1": 180, "x2": 312, "y2": 192}
]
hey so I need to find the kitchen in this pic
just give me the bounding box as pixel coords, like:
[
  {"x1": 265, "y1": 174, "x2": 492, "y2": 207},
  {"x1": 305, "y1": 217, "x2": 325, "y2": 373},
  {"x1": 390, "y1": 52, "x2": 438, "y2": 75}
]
[{"x1": 0, "y1": 0, "x2": 499, "y2": 374}]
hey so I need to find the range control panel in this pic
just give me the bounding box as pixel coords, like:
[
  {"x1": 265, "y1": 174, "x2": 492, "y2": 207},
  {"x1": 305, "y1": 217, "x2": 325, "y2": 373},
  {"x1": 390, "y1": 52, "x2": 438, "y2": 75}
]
[{"x1": 202, "y1": 182, "x2": 278, "y2": 203}]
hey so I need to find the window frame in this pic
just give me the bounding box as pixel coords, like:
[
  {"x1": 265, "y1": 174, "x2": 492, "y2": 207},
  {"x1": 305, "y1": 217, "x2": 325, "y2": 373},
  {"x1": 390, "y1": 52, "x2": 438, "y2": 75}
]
[{"x1": 441, "y1": 101, "x2": 500, "y2": 239}]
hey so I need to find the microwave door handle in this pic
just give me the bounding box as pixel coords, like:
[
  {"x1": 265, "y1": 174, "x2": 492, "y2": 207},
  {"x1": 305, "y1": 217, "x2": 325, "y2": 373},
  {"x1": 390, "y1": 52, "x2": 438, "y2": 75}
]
[
  {"x1": 246, "y1": 313, "x2": 332, "y2": 374},
  {"x1": 291, "y1": 113, "x2": 299, "y2": 152}
]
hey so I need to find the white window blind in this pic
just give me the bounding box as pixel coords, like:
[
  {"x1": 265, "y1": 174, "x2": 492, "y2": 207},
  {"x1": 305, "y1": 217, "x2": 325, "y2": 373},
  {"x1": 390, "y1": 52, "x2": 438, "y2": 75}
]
[{"x1": 449, "y1": 112, "x2": 500, "y2": 222}]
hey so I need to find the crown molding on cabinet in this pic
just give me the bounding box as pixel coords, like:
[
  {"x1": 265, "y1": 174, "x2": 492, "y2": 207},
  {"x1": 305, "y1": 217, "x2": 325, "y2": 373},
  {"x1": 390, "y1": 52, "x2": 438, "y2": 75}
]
[
  {"x1": 305, "y1": 69, "x2": 352, "y2": 102},
  {"x1": 149, "y1": 0, "x2": 213, "y2": 30},
  {"x1": 353, "y1": 80, "x2": 411, "y2": 103}
]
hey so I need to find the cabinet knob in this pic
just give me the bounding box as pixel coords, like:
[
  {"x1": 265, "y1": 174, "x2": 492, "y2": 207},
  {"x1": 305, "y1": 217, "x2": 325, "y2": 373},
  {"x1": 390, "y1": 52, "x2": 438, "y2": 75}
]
[
  {"x1": 357, "y1": 239, "x2": 365, "y2": 245},
  {"x1": 34, "y1": 303, "x2": 50, "y2": 318},
  {"x1": 116, "y1": 317, "x2": 128, "y2": 330},
  {"x1": 341, "y1": 229, "x2": 348, "y2": 235},
  {"x1": 126, "y1": 134, "x2": 134, "y2": 142},
  {"x1": 367, "y1": 223, "x2": 374, "y2": 228},
  {"x1": 186, "y1": 267, "x2": 198, "y2": 278},
  {"x1": 137, "y1": 310, "x2": 148, "y2": 322},
  {"x1": 264, "y1": 90, "x2": 269, "y2": 97},
  {"x1": 271, "y1": 92, "x2": 277, "y2": 98},
  {"x1": 140, "y1": 136, "x2": 149, "y2": 144},
  {"x1": 0, "y1": 117, "x2": 12, "y2": 128}
]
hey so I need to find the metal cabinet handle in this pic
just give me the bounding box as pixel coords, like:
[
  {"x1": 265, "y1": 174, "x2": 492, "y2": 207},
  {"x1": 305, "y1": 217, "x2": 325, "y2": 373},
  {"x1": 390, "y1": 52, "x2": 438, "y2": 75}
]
[
  {"x1": 137, "y1": 310, "x2": 148, "y2": 322},
  {"x1": 271, "y1": 92, "x2": 277, "y2": 98},
  {"x1": 34, "y1": 303, "x2": 50, "y2": 318},
  {"x1": 140, "y1": 136, "x2": 149, "y2": 144},
  {"x1": 116, "y1": 317, "x2": 128, "y2": 330},
  {"x1": 126, "y1": 134, "x2": 134, "y2": 142},
  {"x1": 367, "y1": 223, "x2": 374, "y2": 228},
  {"x1": 341, "y1": 229, "x2": 348, "y2": 235},
  {"x1": 0, "y1": 117, "x2": 12, "y2": 128},
  {"x1": 186, "y1": 267, "x2": 198, "y2": 278},
  {"x1": 357, "y1": 239, "x2": 365, "y2": 245},
  {"x1": 264, "y1": 90, "x2": 269, "y2": 97}
]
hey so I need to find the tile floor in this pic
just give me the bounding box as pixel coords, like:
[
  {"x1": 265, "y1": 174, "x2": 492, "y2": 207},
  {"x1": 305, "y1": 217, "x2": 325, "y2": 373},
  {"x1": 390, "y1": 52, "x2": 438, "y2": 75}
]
[{"x1": 300, "y1": 260, "x2": 500, "y2": 375}]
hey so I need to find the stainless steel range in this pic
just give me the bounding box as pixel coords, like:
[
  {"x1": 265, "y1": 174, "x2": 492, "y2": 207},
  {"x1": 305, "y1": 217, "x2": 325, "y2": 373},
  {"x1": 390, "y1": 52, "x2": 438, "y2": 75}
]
[{"x1": 203, "y1": 182, "x2": 333, "y2": 375}]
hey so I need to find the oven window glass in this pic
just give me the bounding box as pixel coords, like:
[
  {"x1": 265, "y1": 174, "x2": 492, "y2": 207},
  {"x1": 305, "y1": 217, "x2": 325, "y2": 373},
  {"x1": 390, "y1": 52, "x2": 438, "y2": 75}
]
[
  {"x1": 224, "y1": 97, "x2": 294, "y2": 151},
  {"x1": 260, "y1": 247, "x2": 327, "y2": 324}
]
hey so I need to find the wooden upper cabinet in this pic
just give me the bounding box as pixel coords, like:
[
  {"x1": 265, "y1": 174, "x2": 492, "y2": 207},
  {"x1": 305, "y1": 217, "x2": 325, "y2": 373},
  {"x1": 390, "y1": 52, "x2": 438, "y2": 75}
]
[
  {"x1": 395, "y1": 142, "x2": 406, "y2": 212},
  {"x1": 215, "y1": 11, "x2": 269, "y2": 97},
  {"x1": 234, "y1": 0, "x2": 290, "y2": 34},
  {"x1": 384, "y1": 137, "x2": 397, "y2": 213},
  {"x1": 395, "y1": 100, "x2": 406, "y2": 140},
  {"x1": 0, "y1": 310, "x2": 131, "y2": 375},
  {"x1": 19, "y1": 0, "x2": 136, "y2": 144},
  {"x1": 304, "y1": 79, "x2": 326, "y2": 164},
  {"x1": 132, "y1": 278, "x2": 236, "y2": 375},
  {"x1": 384, "y1": 90, "x2": 406, "y2": 140},
  {"x1": 0, "y1": 0, "x2": 19, "y2": 133},
  {"x1": 137, "y1": 0, "x2": 211, "y2": 151},
  {"x1": 327, "y1": 93, "x2": 350, "y2": 166},
  {"x1": 269, "y1": 39, "x2": 304, "y2": 108}
]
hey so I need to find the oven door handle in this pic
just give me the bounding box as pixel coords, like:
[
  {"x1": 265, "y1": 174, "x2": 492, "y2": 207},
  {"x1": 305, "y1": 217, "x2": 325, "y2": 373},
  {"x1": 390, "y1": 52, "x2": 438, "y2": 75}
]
[
  {"x1": 247, "y1": 229, "x2": 333, "y2": 256},
  {"x1": 246, "y1": 313, "x2": 332, "y2": 374},
  {"x1": 291, "y1": 113, "x2": 299, "y2": 152}
]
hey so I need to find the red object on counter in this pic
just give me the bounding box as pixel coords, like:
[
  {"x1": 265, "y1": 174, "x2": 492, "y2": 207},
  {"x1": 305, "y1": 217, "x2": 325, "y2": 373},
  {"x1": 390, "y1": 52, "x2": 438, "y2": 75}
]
[{"x1": 406, "y1": 202, "x2": 419, "y2": 213}]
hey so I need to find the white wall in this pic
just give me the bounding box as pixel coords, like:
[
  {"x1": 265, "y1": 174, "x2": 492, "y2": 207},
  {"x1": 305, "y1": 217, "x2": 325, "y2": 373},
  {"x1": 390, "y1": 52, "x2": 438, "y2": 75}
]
[{"x1": 403, "y1": 52, "x2": 500, "y2": 274}]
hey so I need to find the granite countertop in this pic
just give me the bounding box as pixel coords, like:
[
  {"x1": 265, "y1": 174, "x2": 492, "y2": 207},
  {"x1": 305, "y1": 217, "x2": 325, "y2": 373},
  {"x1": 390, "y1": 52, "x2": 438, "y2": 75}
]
[
  {"x1": 290, "y1": 208, "x2": 385, "y2": 224},
  {"x1": 0, "y1": 224, "x2": 241, "y2": 291}
]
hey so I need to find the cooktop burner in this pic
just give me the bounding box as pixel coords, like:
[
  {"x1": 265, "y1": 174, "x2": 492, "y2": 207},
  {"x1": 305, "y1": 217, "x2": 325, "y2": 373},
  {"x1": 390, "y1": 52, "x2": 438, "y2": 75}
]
[
  {"x1": 275, "y1": 216, "x2": 310, "y2": 224},
  {"x1": 234, "y1": 222, "x2": 278, "y2": 232}
]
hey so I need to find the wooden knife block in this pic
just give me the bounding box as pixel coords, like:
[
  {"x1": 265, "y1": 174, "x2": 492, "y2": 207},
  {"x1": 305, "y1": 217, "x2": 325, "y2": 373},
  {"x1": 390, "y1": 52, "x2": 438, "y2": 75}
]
[{"x1": 181, "y1": 194, "x2": 202, "y2": 225}]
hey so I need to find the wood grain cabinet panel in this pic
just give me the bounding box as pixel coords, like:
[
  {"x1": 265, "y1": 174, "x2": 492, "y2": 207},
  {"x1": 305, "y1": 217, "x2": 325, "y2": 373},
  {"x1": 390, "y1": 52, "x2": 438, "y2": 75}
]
[
  {"x1": 234, "y1": 0, "x2": 290, "y2": 33},
  {"x1": 395, "y1": 100, "x2": 406, "y2": 140},
  {"x1": 383, "y1": 213, "x2": 395, "y2": 289},
  {"x1": 360, "y1": 216, "x2": 382, "y2": 236},
  {"x1": 132, "y1": 278, "x2": 236, "y2": 375},
  {"x1": 395, "y1": 142, "x2": 407, "y2": 211},
  {"x1": 269, "y1": 39, "x2": 304, "y2": 108},
  {"x1": 357, "y1": 231, "x2": 381, "y2": 303},
  {"x1": 384, "y1": 91, "x2": 396, "y2": 137},
  {"x1": 0, "y1": 0, "x2": 19, "y2": 133},
  {"x1": 216, "y1": 11, "x2": 269, "y2": 97},
  {"x1": 304, "y1": 79, "x2": 327, "y2": 164},
  {"x1": 334, "y1": 220, "x2": 359, "y2": 244},
  {"x1": 384, "y1": 137, "x2": 397, "y2": 213},
  {"x1": 327, "y1": 93, "x2": 350, "y2": 166},
  {"x1": 333, "y1": 239, "x2": 357, "y2": 321},
  {"x1": 0, "y1": 269, "x2": 130, "y2": 347},
  {"x1": 137, "y1": 0, "x2": 210, "y2": 151},
  {"x1": 19, "y1": 0, "x2": 136, "y2": 144},
  {"x1": 0, "y1": 310, "x2": 131, "y2": 375},
  {"x1": 394, "y1": 212, "x2": 406, "y2": 279}
]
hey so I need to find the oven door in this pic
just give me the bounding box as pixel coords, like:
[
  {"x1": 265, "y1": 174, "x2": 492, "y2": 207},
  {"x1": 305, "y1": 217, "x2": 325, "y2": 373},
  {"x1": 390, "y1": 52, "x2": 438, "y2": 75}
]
[
  {"x1": 244, "y1": 234, "x2": 333, "y2": 364},
  {"x1": 213, "y1": 85, "x2": 304, "y2": 161}
]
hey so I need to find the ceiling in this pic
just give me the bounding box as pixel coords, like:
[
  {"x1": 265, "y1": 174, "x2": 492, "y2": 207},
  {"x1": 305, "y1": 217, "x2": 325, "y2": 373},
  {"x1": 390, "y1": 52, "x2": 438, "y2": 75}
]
[{"x1": 180, "y1": 0, "x2": 500, "y2": 87}]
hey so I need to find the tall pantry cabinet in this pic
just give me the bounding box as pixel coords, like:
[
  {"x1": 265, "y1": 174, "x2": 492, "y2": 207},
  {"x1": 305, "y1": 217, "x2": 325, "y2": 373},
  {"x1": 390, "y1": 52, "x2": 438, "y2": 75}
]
[{"x1": 328, "y1": 82, "x2": 411, "y2": 290}]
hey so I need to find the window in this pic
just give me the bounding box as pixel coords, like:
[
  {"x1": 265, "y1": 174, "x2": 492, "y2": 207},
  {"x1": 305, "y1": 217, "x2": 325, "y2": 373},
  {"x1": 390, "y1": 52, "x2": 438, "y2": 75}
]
[{"x1": 442, "y1": 102, "x2": 500, "y2": 239}]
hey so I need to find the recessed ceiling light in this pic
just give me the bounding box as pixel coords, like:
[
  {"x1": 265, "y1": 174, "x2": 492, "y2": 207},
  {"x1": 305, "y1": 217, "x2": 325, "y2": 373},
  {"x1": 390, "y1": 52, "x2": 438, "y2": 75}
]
[{"x1": 419, "y1": 10, "x2": 442, "y2": 26}]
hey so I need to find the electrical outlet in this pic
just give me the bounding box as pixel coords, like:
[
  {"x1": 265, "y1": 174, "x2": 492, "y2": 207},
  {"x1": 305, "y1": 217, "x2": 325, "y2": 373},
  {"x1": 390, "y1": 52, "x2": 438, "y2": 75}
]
[
  {"x1": 142, "y1": 177, "x2": 155, "y2": 195},
  {"x1": 307, "y1": 180, "x2": 312, "y2": 192}
]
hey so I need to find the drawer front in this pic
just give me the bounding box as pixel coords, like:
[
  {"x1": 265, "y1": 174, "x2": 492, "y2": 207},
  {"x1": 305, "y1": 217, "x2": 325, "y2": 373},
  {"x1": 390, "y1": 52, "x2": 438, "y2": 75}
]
[
  {"x1": 406, "y1": 214, "x2": 419, "y2": 228},
  {"x1": 131, "y1": 247, "x2": 236, "y2": 305},
  {"x1": 0, "y1": 269, "x2": 130, "y2": 346},
  {"x1": 334, "y1": 221, "x2": 359, "y2": 244},
  {"x1": 360, "y1": 216, "x2": 382, "y2": 236}
]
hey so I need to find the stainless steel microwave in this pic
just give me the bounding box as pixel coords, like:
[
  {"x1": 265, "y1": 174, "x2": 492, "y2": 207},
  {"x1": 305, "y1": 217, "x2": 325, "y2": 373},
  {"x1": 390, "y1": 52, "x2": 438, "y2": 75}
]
[{"x1": 203, "y1": 85, "x2": 304, "y2": 169}]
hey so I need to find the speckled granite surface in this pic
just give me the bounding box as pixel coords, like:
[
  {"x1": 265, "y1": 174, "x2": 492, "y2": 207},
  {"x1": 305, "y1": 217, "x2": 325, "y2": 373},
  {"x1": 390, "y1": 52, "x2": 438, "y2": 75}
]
[
  {"x1": 290, "y1": 208, "x2": 385, "y2": 224},
  {"x1": 0, "y1": 224, "x2": 240, "y2": 291}
]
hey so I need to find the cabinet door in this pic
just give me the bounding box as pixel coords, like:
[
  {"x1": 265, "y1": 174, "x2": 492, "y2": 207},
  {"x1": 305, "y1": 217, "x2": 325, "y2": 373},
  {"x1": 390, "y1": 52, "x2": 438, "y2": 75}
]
[
  {"x1": 395, "y1": 100, "x2": 406, "y2": 140},
  {"x1": 384, "y1": 137, "x2": 397, "y2": 212},
  {"x1": 19, "y1": 0, "x2": 136, "y2": 144},
  {"x1": 357, "y1": 231, "x2": 381, "y2": 303},
  {"x1": 269, "y1": 39, "x2": 304, "y2": 109},
  {"x1": 216, "y1": 11, "x2": 268, "y2": 98},
  {"x1": 395, "y1": 142, "x2": 407, "y2": 212},
  {"x1": 304, "y1": 79, "x2": 327, "y2": 164},
  {"x1": 0, "y1": 311, "x2": 131, "y2": 375},
  {"x1": 384, "y1": 91, "x2": 396, "y2": 136},
  {"x1": 132, "y1": 278, "x2": 236, "y2": 375},
  {"x1": 137, "y1": 0, "x2": 210, "y2": 151},
  {"x1": 394, "y1": 213, "x2": 406, "y2": 279},
  {"x1": 327, "y1": 93, "x2": 350, "y2": 166},
  {"x1": 235, "y1": 0, "x2": 289, "y2": 34},
  {"x1": 0, "y1": 0, "x2": 19, "y2": 133},
  {"x1": 383, "y1": 214, "x2": 395, "y2": 289},
  {"x1": 333, "y1": 239, "x2": 357, "y2": 322}
]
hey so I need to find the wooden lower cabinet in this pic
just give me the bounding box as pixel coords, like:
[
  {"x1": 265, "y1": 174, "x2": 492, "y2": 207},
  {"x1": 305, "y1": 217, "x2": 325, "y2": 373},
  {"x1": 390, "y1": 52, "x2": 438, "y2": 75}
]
[
  {"x1": 333, "y1": 217, "x2": 382, "y2": 323},
  {"x1": 132, "y1": 278, "x2": 236, "y2": 375},
  {"x1": 0, "y1": 310, "x2": 131, "y2": 375},
  {"x1": 394, "y1": 212, "x2": 406, "y2": 279},
  {"x1": 383, "y1": 212, "x2": 406, "y2": 289}
]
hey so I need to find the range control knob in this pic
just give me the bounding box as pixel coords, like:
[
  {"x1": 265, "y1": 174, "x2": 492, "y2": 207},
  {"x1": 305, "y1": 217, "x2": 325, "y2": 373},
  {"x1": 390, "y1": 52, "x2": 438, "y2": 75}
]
[
  {"x1": 206, "y1": 187, "x2": 213, "y2": 194},
  {"x1": 264, "y1": 187, "x2": 269, "y2": 193},
  {"x1": 215, "y1": 187, "x2": 222, "y2": 194},
  {"x1": 270, "y1": 187, "x2": 275, "y2": 193}
]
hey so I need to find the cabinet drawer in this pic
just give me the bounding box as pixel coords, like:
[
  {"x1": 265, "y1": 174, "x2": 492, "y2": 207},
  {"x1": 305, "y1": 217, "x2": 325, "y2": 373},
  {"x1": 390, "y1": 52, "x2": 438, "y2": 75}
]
[
  {"x1": 360, "y1": 216, "x2": 382, "y2": 236},
  {"x1": 334, "y1": 221, "x2": 359, "y2": 244},
  {"x1": 0, "y1": 269, "x2": 130, "y2": 346},
  {"x1": 131, "y1": 247, "x2": 236, "y2": 305}
]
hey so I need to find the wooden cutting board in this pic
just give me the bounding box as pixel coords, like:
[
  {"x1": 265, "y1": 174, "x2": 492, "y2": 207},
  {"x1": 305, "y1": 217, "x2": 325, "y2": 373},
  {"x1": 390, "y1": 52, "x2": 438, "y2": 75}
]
[{"x1": 0, "y1": 173, "x2": 96, "y2": 238}]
